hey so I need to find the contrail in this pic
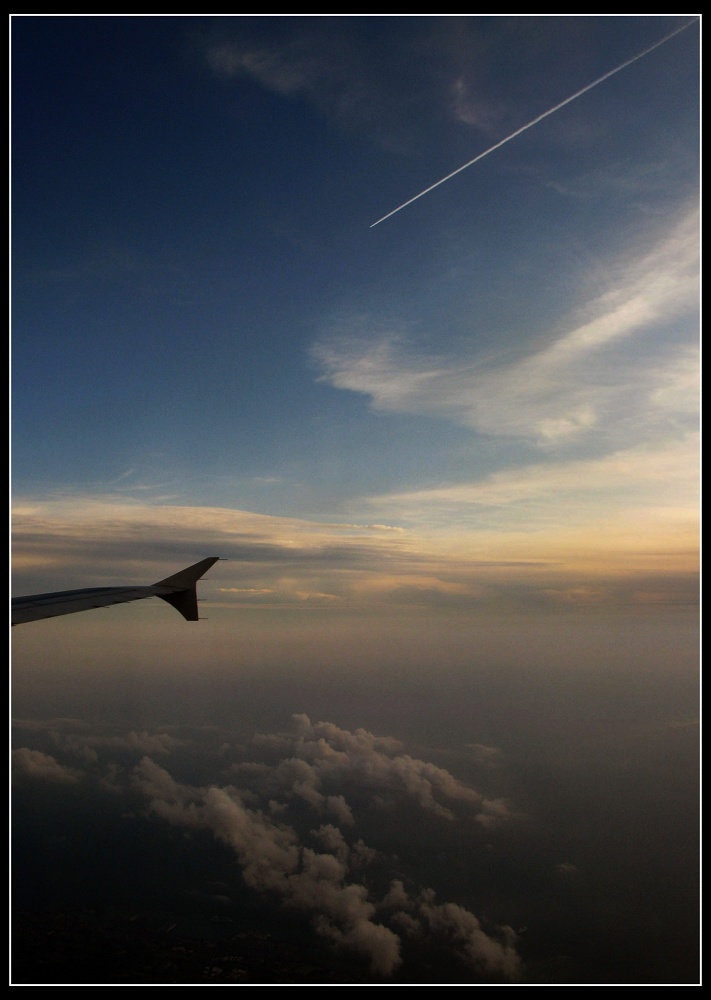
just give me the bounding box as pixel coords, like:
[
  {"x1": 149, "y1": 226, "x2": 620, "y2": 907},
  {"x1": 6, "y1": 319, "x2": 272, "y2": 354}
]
[{"x1": 370, "y1": 19, "x2": 697, "y2": 228}]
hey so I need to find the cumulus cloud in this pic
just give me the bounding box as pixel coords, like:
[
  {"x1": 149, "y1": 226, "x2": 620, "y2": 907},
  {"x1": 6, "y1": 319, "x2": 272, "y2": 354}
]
[
  {"x1": 381, "y1": 882, "x2": 522, "y2": 979},
  {"x1": 12, "y1": 720, "x2": 187, "y2": 775},
  {"x1": 121, "y1": 715, "x2": 520, "y2": 978},
  {"x1": 129, "y1": 754, "x2": 402, "y2": 973},
  {"x1": 237, "y1": 715, "x2": 493, "y2": 823},
  {"x1": 12, "y1": 748, "x2": 82, "y2": 785},
  {"x1": 418, "y1": 892, "x2": 521, "y2": 979}
]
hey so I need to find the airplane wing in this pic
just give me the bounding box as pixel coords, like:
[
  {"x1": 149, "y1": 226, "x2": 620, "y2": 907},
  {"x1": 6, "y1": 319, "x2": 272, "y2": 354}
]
[{"x1": 11, "y1": 557, "x2": 220, "y2": 626}]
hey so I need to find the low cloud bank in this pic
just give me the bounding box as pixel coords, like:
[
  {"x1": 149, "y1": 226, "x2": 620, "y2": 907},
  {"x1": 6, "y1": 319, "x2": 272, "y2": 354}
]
[{"x1": 14, "y1": 714, "x2": 520, "y2": 979}]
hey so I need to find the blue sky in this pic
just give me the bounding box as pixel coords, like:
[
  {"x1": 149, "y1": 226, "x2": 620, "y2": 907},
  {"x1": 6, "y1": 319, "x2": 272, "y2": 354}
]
[
  {"x1": 13, "y1": 16, "x2": 698, "y2": 529},
  {"x1": 12, "y1": 16, "x2": 699, "y2": 611},
  {"x1": 11, "y1": 16, "x2": 699, "y2": 985}
]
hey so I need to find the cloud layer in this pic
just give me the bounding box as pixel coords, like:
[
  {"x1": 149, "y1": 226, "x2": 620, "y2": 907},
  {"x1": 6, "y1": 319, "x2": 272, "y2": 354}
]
[
  {"x1": 12, "y1": 476, "x2": 698, "y2": 616},
  {"x1": 13, "y1": 714, "x2": 521, "y2": 980}
]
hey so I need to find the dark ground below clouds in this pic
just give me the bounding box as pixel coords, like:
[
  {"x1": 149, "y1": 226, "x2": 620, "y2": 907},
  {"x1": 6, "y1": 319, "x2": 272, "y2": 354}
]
[
  {"x1": 11, "y1": 637, "x2": 700, "y2": 986},
  {"x1": 11, "y1": 907, "x2": 513, "y2": 986},
  {"x1": 12, "y1": 908, "x2": 377, "y2": 985},
  {"x1": 11, "y1": 729, "x2": 701, "y2": 985},
  {"x1": 10, "y1": 784, "x2": 512, "y2": 986}
]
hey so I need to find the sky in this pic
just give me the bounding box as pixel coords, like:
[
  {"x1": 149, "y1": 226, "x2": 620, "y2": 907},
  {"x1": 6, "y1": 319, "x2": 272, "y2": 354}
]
[{"x1": 11, "y1": 15, "x2": 700, "y2": 985}]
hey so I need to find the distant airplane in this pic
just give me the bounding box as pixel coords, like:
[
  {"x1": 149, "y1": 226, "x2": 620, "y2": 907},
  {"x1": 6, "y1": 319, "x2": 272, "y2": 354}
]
[{"x1": 11, "y1": 557, "x2": 220, "y2": 626}]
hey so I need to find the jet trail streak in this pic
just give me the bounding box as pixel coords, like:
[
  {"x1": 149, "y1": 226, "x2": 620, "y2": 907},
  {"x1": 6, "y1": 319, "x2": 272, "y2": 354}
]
[{"x1": 370, "y1": 20, "x2": 697, "y2": 228}]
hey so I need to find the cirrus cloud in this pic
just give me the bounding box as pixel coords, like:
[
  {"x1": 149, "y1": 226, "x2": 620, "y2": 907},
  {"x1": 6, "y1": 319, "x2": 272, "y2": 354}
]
[{"x1": 313, "y1": 208, "x2": 698, "y2": 448}]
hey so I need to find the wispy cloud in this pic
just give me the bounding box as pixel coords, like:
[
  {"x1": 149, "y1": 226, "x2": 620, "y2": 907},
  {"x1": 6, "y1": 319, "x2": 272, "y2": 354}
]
[
  {"x1": 202, "y1": 21, "x2": 504, "y2": 154},
  {"x1": 369, "y1": 20, "x2": 697, "y2": 227},
  {"x1": 362, "y1": 434, "x2": 698, "y2": 606},
  {"x1": 314, "y1": 208, "x2": 698, "y2": 447},
  {"x1": 367, "y1": 435, "x2": 699, "y2": 530},
  {"x1": 205, "y1": 28, "x2": 413, "y2": 149},
  {"x1": 11, "y1": 481, "x2": 698, "y2": 613}
]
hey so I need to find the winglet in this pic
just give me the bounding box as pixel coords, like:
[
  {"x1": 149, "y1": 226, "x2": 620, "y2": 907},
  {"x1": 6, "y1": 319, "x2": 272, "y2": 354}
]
[
  {"x1": 153, "y1": 557, "x2": 220, "y2": 622},
  {"x1": 154, "y1": 557, "x2": 220, "y2": 590}
]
